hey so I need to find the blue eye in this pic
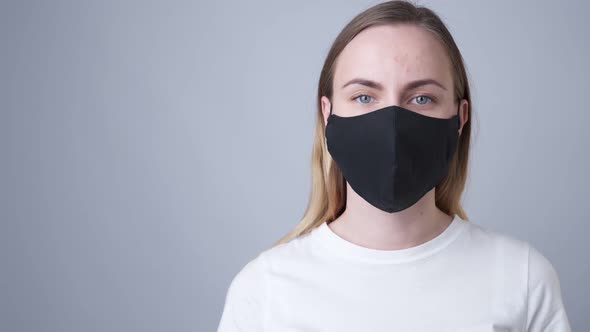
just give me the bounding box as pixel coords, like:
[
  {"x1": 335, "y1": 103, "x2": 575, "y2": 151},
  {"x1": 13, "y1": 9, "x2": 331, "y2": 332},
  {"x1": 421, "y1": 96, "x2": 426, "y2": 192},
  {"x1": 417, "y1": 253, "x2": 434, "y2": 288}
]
[
  {"x1": 353, "y1": 94, "x2": 374, "y2": 104},
  {"x1": 412, "y1": 95, "x2": 433, "y2": 105}
]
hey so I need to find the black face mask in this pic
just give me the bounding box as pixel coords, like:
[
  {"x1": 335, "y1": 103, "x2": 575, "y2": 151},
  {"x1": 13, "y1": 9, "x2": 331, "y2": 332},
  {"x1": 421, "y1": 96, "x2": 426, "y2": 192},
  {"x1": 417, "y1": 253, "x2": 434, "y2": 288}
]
[{"x1": 325, "y1": 102, "x2": 460, "y2": 213}]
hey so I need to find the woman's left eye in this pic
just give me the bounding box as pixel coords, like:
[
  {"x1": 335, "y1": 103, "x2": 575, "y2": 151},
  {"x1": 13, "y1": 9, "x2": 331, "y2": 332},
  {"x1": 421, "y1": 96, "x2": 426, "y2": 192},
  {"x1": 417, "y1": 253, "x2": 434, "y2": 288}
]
[{"x1": 411, "y1": 95, "x2": 433, "y2": 105}]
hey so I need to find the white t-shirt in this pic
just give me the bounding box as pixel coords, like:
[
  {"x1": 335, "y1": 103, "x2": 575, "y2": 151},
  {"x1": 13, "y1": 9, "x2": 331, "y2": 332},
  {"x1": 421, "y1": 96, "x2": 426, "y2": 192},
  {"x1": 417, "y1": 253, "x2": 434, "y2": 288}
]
[{"x1": 217, "y1": 215, "x2": 571, "y2": 331}]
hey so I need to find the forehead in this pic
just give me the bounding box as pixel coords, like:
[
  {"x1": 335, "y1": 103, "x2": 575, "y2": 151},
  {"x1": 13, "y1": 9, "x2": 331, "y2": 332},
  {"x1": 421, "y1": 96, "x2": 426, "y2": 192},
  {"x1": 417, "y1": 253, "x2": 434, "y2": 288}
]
[{"x1": 333, "y1": 24, "x2": 452, "y2": 89}]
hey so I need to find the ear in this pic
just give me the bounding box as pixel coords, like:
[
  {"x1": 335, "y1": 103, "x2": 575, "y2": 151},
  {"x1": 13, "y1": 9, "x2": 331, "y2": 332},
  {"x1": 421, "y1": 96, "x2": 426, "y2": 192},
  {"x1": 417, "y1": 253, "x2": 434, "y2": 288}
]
[
  {"x1": 458, "y1": 99, "x2": 469, "y2": 136},
  {"x1": 320, "y1": 96, "x2": 331, "y2": 127}
]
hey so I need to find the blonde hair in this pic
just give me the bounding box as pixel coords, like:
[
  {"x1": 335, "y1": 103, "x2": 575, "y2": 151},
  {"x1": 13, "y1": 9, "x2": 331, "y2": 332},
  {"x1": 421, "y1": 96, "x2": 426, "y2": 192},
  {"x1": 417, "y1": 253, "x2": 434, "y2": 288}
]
[{"x1": 270, "y1": 0, "x2": 474, "y2": 249}]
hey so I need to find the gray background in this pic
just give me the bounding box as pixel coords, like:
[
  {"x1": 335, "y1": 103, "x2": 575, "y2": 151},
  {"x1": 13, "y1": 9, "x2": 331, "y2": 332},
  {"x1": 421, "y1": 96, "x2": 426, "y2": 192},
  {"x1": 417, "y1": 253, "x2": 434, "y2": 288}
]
[{"x1": 2, "y1": 0, "x2": 588, "y2": 331}]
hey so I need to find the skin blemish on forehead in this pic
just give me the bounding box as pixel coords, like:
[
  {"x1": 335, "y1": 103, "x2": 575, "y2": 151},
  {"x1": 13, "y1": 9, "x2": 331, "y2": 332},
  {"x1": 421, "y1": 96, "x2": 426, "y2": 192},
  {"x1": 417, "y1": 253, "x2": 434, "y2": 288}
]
[{"x1": 337, "y1": 27, "x2": 451, "y2": 86}]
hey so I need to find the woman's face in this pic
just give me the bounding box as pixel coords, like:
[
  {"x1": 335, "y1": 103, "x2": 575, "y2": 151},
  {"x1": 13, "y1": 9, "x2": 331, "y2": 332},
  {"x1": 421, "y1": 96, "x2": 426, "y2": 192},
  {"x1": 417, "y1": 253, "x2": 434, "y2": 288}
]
[{"x1": 322, "y1": 24, "x2": 468, "y2": 134}]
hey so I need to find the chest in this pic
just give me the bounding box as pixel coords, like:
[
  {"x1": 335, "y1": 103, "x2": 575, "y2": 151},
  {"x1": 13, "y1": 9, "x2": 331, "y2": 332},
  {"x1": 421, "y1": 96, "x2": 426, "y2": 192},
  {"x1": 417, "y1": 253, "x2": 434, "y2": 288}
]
[{"x1": 264, "y1": 259, "x2": 527, "y2": 332}]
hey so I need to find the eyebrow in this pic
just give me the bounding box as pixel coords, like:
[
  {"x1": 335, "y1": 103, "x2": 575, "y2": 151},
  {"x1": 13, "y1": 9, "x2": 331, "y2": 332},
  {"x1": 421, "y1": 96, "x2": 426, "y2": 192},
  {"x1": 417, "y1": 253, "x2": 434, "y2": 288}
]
[{"x1": 341, "y1": 78, "x2": 448, "y2": 92}]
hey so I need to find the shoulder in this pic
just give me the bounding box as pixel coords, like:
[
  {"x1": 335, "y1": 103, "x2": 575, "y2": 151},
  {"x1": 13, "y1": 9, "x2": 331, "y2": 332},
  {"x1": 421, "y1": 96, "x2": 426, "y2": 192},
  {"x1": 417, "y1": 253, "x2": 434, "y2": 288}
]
[
  {"x1": 463, "y1": 221, "x2": 565, "y2": 280},
  {"x1": 217, "y1": 251, "x2": 269, "y2": 331},
  {"x1": 464, "y1": 221, "x2": 564, "y2": 285},
  {"x1": 217, "y1": 231, "x2": 315, "y2": 332},
  {"x1": 525, "y1": 243, "x2": 571, "y2": 331},
  {"x1": 461, "y1": 220, "x2": 531, "y2": 259},
  {"x1": 467, "y1": 221, "x2": 571, "y2": 331},
  {"x1": 463, "y1": 221, "x2": 571, "y2": 330},
  {"x1": 217, "y1": 233, "x2": 313, "y2": 332},
  {"x1": 228, "y1": 251, "x2": 268, "y2": 290},
  {"x1": 527, "y1": 244, "x2": 561, "y2": 293},
  {"x1": 258, "y1": 227, "x2": 320, "y2": 268}
]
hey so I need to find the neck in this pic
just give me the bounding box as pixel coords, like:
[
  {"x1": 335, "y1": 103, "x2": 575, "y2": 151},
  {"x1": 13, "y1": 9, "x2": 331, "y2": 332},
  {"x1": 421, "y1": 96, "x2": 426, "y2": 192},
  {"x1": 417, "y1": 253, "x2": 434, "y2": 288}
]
[{"x1": 328, "y1": 182, "x2": 453, "y2": 250}]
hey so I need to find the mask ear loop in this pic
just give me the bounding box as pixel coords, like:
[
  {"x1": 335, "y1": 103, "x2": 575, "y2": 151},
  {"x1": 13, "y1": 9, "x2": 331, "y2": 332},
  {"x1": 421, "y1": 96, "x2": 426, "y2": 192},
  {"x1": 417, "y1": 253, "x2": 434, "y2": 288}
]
[
  {"x1": 324, "y1": 102, "x2": 332, "y2": 145},
  {"x1": 456, "y1": 98, "x2": 461, "y2": 129}
]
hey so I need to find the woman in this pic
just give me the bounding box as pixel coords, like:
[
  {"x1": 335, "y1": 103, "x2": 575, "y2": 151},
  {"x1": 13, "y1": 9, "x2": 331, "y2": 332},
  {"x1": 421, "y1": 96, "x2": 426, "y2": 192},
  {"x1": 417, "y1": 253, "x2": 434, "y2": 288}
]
[{"x1": 218, "y1": 1, "x2": 571, "y2": 331}]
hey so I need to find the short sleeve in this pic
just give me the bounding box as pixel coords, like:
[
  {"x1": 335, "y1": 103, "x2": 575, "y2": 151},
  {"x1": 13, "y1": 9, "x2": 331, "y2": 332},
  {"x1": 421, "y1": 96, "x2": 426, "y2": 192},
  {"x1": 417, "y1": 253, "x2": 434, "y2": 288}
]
[
  {"x1": 525, "y1": 245, "x2": 571, "y2": 332},
  {"x1": 217, "y1": 252, "x2": 268, "y2": 332}
]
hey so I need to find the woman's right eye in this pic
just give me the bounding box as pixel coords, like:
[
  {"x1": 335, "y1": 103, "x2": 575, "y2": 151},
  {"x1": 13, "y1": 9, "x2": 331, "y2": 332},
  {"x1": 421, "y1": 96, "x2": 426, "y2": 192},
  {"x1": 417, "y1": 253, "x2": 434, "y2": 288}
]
[{"x1": 353, "y1": 94, "x2": 374, "y2": 104}]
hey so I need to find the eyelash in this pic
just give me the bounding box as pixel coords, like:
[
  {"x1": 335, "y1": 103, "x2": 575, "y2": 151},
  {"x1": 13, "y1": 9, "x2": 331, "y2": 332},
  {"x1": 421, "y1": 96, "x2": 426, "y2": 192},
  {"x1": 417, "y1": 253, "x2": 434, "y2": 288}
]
[{"x1": 352, "y1": 94, "x2": 436, "y2": 105}]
